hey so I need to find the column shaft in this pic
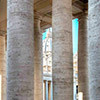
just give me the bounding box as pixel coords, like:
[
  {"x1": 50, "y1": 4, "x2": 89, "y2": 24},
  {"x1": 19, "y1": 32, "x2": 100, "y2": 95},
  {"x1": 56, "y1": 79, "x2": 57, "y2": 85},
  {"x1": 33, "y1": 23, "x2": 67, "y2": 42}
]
[
  {"x1": 0, "y1": 35, "x2": 6, "y2": 100},
  {"x1": 34, "y1": 18, "x2": 43, "y2": 100},
  {"x1": 7, "y1": 0, "x2": 34, "y2": 99},
  {"x1": 88, "y1": 0, "x2": 100, "y2": 100},
  {"x1": 52, "y1": 0, "x2": 73, "y2": 100},
  {"x1": 48, "y1": 82, "x2": 51, "y2": 100},
  {"x1": 46, "y1": 81, "x2": 48, "y2": 100},
  {"x1": 78, "y1": 13, "x2": 89, "y2": 100},
  {"x1": 43, "y1": 81, "x2": 46, "y2": 100},
  {"x1": 50, "y1": 82, "x2": 53, "y2": 100}
]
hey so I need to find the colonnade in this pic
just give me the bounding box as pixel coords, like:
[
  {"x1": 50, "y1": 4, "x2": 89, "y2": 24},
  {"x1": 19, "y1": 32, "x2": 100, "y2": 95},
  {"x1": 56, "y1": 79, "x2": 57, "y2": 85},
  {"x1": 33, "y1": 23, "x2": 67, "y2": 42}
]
[{"x1": 0, "y1": 0, "x2": 100, "y2": 100}]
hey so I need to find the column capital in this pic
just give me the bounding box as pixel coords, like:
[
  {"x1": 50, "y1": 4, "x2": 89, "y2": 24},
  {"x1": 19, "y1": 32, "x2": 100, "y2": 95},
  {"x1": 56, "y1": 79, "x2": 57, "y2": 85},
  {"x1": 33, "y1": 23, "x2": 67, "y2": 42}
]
[
  {"x1": 34, "y1": 13, "x2": 43, "y2": 22},
  {"x1": 77, "y1": 12, "x2": 88, "y2": 22},
  {"x1": 34, "y1": 14, "x2": 44, "y2": 34}
]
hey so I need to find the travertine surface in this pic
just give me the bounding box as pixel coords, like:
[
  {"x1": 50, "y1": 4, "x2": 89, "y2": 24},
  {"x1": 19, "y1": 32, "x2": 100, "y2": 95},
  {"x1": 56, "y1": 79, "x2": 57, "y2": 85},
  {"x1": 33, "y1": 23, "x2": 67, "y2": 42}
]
[
  {"x1": 78, "y1": 13, "x2": 89, "y2": 100},
  {"x1": 0, "y1": 36, "x2": 6, "y2": 100},
  {"x1": 52, "y1": 0, "x2": 73, "y2": 100},
  {"x1": 88, "y1": 0, "x2": 100, "y2": 100},
  {"x1": 7, "y1": 0, "x2": 34, "y2": 100},
  {"x1": 34, "y1": 18, "x2": 43, "y2": 100}
]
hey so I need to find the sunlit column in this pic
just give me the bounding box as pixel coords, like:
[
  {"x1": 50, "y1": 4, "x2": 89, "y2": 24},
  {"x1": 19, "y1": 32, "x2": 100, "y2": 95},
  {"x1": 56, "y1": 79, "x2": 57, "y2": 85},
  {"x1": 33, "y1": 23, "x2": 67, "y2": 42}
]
[
  {"x1": 0, "y1": 35, "x2": 6, "y2": 100},
  {"x1": 52, "y1": 0, "x2": 73, "y2": 100},
  {"x1": 46, "y1": 81, "x2": 48, "y2": 100},
  {"x1": 0, "y1": 75, "x2": 1, "y2": 100},
  {"x1": 78, "y1": 92, "x2": 83, "y2": 100},
  {"x1": 43, "y1": 81, "x2": 46, "y2": 100},
  {"x1": 7, "y1": 0, "x2": 34, "y2": 99}
]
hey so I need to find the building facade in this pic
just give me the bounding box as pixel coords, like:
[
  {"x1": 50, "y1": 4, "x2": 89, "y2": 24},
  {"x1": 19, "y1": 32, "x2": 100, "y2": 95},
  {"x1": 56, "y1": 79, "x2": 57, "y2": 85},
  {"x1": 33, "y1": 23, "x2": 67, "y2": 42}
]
[{"x1": 43, "y1": 29, "x2": 53, "y2": 100}]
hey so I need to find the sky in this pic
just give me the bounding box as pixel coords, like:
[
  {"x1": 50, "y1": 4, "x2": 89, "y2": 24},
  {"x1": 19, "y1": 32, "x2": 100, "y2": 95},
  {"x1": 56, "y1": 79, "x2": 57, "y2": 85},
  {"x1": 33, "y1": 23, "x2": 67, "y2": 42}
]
[
  {"x1": 42, "y1": 31, "x2": 47, "y2": 40},
  {"x1": 42, "y1": 28, "x2": 52, "y2": 40},
  {"x1": 72, "y1": 18, "x2": 79, "y2": 55},
  {"x1": 42, "y1": 18, "x2": 79, "y2": 55}
]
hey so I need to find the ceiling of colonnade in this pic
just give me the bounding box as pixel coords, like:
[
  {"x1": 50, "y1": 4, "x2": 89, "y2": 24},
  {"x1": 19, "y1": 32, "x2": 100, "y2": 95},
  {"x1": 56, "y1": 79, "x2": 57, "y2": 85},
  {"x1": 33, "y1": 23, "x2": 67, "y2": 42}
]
[{"x1": 0, "y1": 0, "x2": 88, "y2": 34}]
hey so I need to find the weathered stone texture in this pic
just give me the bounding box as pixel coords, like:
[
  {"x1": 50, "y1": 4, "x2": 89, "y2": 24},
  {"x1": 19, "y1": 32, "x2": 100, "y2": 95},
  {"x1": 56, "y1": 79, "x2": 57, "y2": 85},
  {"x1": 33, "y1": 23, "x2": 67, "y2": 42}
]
[
  {"x1": 78, "y1": 13, "x2": 89, "y2": 100},
  {"x1": 88, "y1": 0, "x2": 100, "y2": 100},
  {"x1": 34, "y1": 18, "x2": 43, "y2": 100},
  {"x1": 52, "y1": 0, "x2": 73, "y2": 100},
  {"x1": 7, "y1": 0, "x2": 34, "y2": 100},
  {"x1": 0, "y1": 36, "x2": 6, "y2": 100}
]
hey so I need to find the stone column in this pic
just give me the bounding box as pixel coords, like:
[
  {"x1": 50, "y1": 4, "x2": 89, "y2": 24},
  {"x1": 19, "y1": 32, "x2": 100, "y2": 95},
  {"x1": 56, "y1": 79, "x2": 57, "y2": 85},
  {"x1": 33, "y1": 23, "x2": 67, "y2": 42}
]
[
  {"x1": 88, "y1": 0, "x2": 100, "y2": 100},
  {"x1": 48, "y1": 81, "x2": 53, "y2": 100},
  {"x1": 50, "y1": 82, "x2": 53, "y2": 100},
  {"x1": 0, "y1": 35, "x2": 6, "y2": 100},
  {"x1": 48, "y1": 82, "x2": 51, "y2": 100},
  {"x1": 78, "y1": 13, "x2": 89, "y2": 100},
  {"x1": 43, "y1": 81, "x2": 46, "y2": 100},
  {"x1": 7, "y1": 0, "x2": 34, "y2": 99},
  {"x1": 34, "y1": 17, "x2": 43, "y2": 100},
  {"x1": 52, "y1": 0, "x2": 73, "y2": 100},
  {"x1": 46, "y1": 81, "x2": 48, "y2": 100}
]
